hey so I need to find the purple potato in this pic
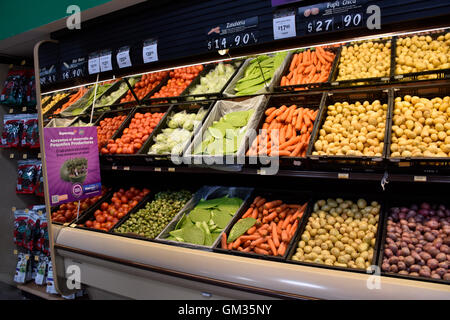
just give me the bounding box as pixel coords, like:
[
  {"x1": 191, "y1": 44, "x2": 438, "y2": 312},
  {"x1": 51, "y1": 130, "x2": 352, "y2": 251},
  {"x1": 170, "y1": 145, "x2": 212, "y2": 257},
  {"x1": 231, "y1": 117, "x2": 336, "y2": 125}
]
[
  {"x1": 419, "y1": 266, "x2": 431, "y2": 278},
  {"x1": 381, "y1": 262, "x2": 390, "y2": 272},
  {"x1": 398, "y1": 270, "x2": 409, "y2": 275},
  {"x1": 419, "y1": 251, "x2": 432, "y2": 261},
  {"x1": 431, "y1": 273, "x2": 441, "y2": 279},
  {"x1": 409, "y1": 264, "x2": 421, "y2": 273},
  {"x1": 435, "y1": 267, "x2": 446, "y2": 277},
  {"x1": 424, "y1": 232, "x2": 435, "y2": 242},
  {"x1": 443, "y1": 273, "x2": 450, "y2": 281},
  {"x1": 384, "y1": 248, "x2": 393, "y2": 258},
  {"x1": 440, "y1": 244, "x2": 449, "y2": 254},
  {"x1": 398, "y1": 261, "x2": 406, "y2": 271},
  {"x1": 389, "y1": 265, "x2": 398, "y2": 273},
  {"x1": 427, "y1": 258, "x2": 439, "y2": 270},
  {"x1": 436, "y1": 252, "x2": 447, "y2": 262},
  {"x1": 438, "y1": 261, "x2": 448, "y2": 269},
  {"x1": 405, "y1": 256, "x2": 415, "y2": 267},
  {"x1": 409, "y1": 272, "x2": 419, "y2": 277},
  {"x1": 389, "y1": 256, "x2": 399, "y2": 265},
  {"x1": 401, "y1": 247, "x2": 410, "y2": 256}
]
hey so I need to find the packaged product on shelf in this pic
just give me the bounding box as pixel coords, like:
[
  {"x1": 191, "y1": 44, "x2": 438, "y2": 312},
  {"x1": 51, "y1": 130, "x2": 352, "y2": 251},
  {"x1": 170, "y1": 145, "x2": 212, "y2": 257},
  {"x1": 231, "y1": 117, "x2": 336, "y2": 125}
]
[
  {"x1": 0, "y1": 69, "x2": 27, "y2": 105},
  {"x1": 35, "y1": 163, "x2": 44, "y2": 197},
  {"x1": 16, "y1": 160, "x2": 39, "y2": 194},
  {"x1": 46, "y1": 262, "x2": 58, "y2": 294},
  {"x1": 380, "y1": 202, "x2": 450, "y2": 281},
  {"x1": 247, "y1": 104, "x2": 318, "y2": 157},
  {"x1": 220, "y1": 197, "x2": 307, "y2": 257},
  {"x1": 26, "y1": 210, "x2": 39, "y2": 251},
  {"x1": 114, "y1": 190, "x2": 193, "y2": 239},
  {"x1": 13, "y1": 253, "x2": 28, "y2": 284},
  {"x1": 1, "y1": 114, "x2": 25, "y2": 148},
  {"x1": 35, "y1": 255, "x2": 48, "y2": 285},
  {"x1": 291, "y1": 198, "x2": 381, "y2": 270},
  {"x1": 25, "y1": 71, "x2": 37, "y2": 106},
  {"x1": 21, "y1": 114, "x2": 39, "y2": 149},
  {"x1": 13, "y1": 210, "x2": 29, "y2": 248}
]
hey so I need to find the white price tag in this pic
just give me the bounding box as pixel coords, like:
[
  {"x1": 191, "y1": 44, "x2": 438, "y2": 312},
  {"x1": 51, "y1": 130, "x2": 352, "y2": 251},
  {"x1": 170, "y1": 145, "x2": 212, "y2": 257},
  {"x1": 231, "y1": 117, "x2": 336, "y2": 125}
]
[
  {"x1": 338, "y1": 173, "x2": 349, "y2": 179},
  {"x1": 273, "y1": 15, "x2": 296, "y2": 40},
  {"x1": 143, "y1": 43, "x2": 158, "y2": 63},
  {"x1": 117, "y1": 50, "x2": 132, "y2": 68},
  {"x1": 414, "y1": 176, "x2": 427, "y2": 182},
  {"x1": 88, "y1": 56, "x2": 100, "y2": 74},
  {"x1": 100, "y1": 53, "x2": 112, "y2": 72}
]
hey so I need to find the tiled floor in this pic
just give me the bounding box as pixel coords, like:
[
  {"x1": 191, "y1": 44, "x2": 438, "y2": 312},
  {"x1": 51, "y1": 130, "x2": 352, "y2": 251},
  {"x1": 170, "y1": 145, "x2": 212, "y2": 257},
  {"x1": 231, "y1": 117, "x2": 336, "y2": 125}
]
[{"x1": 0, "y1": 281, "x2": 28, "y2": 300}]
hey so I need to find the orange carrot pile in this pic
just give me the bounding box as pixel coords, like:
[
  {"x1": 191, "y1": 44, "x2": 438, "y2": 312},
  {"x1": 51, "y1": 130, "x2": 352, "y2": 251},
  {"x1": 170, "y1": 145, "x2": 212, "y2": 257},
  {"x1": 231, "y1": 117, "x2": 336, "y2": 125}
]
[
  {"x1": 54, "y1": 87, "x2": 88, "y2": 114},
  {"x1": 280, "y1": 47, "x2": 336, "y2": 88},
  {"x1": 246, "y1": 104, "x2": 318, "y2": 157},
  {"x1": 221, "y1": 197, "x2": 307, "y2": 256}
]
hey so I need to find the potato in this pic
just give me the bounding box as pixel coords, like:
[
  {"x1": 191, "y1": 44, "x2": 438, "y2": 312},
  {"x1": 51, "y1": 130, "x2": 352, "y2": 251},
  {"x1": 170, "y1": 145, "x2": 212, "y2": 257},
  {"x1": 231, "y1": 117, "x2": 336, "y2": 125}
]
[
  {"x1": 390, "y1": 95, "x2": 450, "y2": 158},
  {"x1": 337, "y1": 41, "x2": 391, "y2": 80},
  {"x1": 395, "y1": 32, "x2": 450, "y2": 78}
]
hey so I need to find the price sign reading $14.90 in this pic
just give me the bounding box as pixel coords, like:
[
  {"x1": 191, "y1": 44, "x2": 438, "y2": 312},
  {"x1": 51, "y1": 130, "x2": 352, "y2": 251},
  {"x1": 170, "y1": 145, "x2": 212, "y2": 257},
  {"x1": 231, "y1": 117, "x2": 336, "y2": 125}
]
[{"x1": 207, "y1": 16, "x2": 259, "y2": 50}]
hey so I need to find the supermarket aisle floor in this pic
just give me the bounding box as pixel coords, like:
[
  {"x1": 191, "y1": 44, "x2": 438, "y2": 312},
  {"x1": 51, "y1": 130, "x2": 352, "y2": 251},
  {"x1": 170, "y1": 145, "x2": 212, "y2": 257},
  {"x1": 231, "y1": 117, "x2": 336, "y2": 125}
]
[{"x1": 0, "y1": 281, "x2": 28, "y2": 300}]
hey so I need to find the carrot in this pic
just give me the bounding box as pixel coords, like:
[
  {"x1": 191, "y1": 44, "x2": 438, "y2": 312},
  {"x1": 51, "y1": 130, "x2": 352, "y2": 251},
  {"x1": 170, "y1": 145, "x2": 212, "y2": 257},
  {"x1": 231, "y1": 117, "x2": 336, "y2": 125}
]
[
  {"x1": 281, "y1": 230, "x2": 289, "y2": 242},
  {"x1": 280, "y1": 76, "x2": 287, "y2": 86},
  {"x1": 272, "y1": 223, "x2": 280, "y2": 247},
  {"x1": 290, "y1": 142, "x2": 303, "y2": 157},
  {"x1": 237, "y1": 246, "x2": 244, "y2": 252},
  {"x1": 221, "y1": 233, "x2": 227, "y2": 248},
  {"x1": 260, "y1": 223, "x2": 270, "y2": 230},
  {"x1": 266, "y1": 106, "x2": 284, "y2": 123},
  {"x1": 255, "y1": 198, "x2": 266, "y2": 208},
  {"x1": 259, "y1": 243, "x2": 270, "y2": 251},
  {"x1": 295, "y1": 110, "x2": 304, "y2": 131},
  {"x1": 242, "y1": 246, "x2": 251, "y2": 253},
  {"x1": 303, "y1": 113, "x2": 312, "y2": 127},
  {"x1": 254, "y1": 247, "x2": 269, "y2": 255},
  {"x1": 286, "y1": 105, "x2": 296, "y2": 124},
  {"x1": 258, "y1": 229, "x2": 269, "y2": 236},
  {"x1": 247, "y1": 226, "x2": 257, "y2": 235},
  {"x1": 270, "y1": 150, "x2": 291, "y2": 157},
  {"x1": 263, "y1": 211, "x2": 278, "y2": 223},
  {"x1": 279, "y1": 136, "x2": 302, "y2": 150},
  {"x1": 290, "y1": 220, "x2": 299, "y2": 237},
  {"x1": 312, "y1": 50, "x2": 318, "y2": 66},
  {"x1": 278, "y1": 105, "x2": 292, "y2": 122},
  {"x1": 251, "y1": 208, "x2": 259, "y2": 219},
  {"x1": 285, "y1": 124, "x2": 292, "y2": 140},
  {"x1": 267, "y1": 238, "x2": 278, "y2": 255},
  {"x1": 240, "y1": 234, "x2": 260, "y2": 242},
  {"x1": 264, "y1": 200, "x2": 283, "y2": 209},
  {"x1": 228, "y1": 242, "x2": 233, "y2": 250},
  {"x1": 279, "y1": 126, "x2": 286, "y2": 145},
  {"x1": 251, "y1": 237, "x2": 266, "y2": 247},
  {"x1": 265, "y1": 107, "x2": 276, "y2": 116},
  {"x1": 287, "y1": 71, "x2": 294, "y2": 80},
  {"x1": 278, "y1": 242, "x2": 287, "y2": 256},
  {"x1": 232, "y1": 238, "x2": 242, "y2": 250},
  {"x1": 281, "y1": 214, "x2": 292, "y2": 229},
  {"x1": 289, "y1": 54, "x2": 298, "y2": 72},
  {"x1": 315, "y1": 47, "x2": 328, "y2": 65}
]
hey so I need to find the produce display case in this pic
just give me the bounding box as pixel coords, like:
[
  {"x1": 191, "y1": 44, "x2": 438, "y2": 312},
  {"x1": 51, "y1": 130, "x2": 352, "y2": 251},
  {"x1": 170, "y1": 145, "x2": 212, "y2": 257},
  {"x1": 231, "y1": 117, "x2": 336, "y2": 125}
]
[
  {"x1": 285, "y1": 193, "x2": 386, "y2": 275},
  {"x1": 329, "y1": 39, "x2": 393, "y2": 89},
  {"x1": 274, "y1": 46, "x2": 341, "y2": 92},
  {"x1": 32, "y1": 1, "x2": 450, "y2": 298},
  {"x1": 376, "y1": 194, "x2": 450, "y2": 285},
  {"x1": 213, "y1": 189, "x2": 310, "y2": 262},
  {"x1": 156, "y1": 186, "x2": 254, "y2": 251},
  {"x1": 306, "y1": 88, "x2": 393, "y2": 172}
]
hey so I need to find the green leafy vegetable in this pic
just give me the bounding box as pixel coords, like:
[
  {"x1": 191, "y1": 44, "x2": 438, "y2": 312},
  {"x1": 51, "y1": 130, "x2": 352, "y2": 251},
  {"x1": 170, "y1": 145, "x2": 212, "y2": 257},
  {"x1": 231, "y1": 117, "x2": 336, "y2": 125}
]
[{"x1": 227, "y1": 217, "x2": 257, "y2": 243}]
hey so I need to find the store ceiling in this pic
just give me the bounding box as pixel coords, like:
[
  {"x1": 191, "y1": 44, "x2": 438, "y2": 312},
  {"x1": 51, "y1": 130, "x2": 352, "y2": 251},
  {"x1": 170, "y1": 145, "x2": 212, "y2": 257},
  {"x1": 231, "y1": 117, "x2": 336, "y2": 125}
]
[{"x1": 0, "y1": 0, "x2": 145, "y2": 59}]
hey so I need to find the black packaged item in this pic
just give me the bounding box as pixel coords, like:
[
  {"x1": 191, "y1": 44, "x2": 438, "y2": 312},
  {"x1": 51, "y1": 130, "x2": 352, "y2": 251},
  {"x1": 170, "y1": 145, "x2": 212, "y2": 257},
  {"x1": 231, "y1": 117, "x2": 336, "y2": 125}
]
[
  {"x1": 13, "y1": 210, "x2": 29, "y2": 248},
  {"x1": 21, "y1": 114, "x2": 39, "y2": 149},
  {"x1": 35, "y1": 163, "x2": 44, "y2": 197},
  {"x1": 25, "y1": 210, "x2": 38, "y2": 251},
  {"x1": 1, "y1": 114, "x2": 25, "y2": 148},
  {"x1": 16, "y1": 160, "x2": 38, "y2": 194},
  {"x1": 0, "y1": 70, "x2": 27, "y2": 105}
]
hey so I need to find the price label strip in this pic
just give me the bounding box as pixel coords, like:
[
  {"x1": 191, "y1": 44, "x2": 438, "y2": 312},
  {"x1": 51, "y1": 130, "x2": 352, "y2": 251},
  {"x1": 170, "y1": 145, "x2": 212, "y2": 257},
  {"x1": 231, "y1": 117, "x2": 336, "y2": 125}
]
[
  {"x1": 61, "y1": 57, "x2": 87, "y2": 80},
  {"x1": 206, "y1": 16, "x2": 259, "y2": 51},
  {"x1": 99, "y1": 50, "x2": 113, "y2": 72},
  {"x1": 143, "y1": 39, "x2": 158, "y2": 63},
  {"x1": 39, "y1": 65, "x2": 57, "y2": 85},
  {"x1": 117, "y1": 46, "x2": 132, "y2": 68},
  {"x1": 298, "y1": 1, "x2": 367, "y2": 35},
  {"x1": 273, "y1": 9, "x2": 296, "y2": 40}
]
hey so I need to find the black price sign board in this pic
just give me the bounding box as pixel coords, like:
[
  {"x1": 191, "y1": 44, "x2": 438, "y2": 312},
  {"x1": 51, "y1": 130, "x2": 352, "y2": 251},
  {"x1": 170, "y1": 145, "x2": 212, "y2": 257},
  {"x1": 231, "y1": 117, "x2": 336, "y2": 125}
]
[
  {"x1": 298, "y1": 0, "x2": 368, "y2": 34},
  {"x1": 60, "y1": 57, "x2": 87, "y2": 81},
  {"x1": 207, "y1": 16, "x2": 259, "y2": 51},
  {"x1": 39, "y1": 65, "x2": 57, "y2": 85}
]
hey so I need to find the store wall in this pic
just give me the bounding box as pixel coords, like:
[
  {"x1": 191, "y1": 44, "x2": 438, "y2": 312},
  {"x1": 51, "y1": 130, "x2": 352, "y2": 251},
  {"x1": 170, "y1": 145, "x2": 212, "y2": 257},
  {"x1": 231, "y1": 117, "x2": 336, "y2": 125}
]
[{"x1": 0, "y1": 64, "x2": 40, "y2": 285}]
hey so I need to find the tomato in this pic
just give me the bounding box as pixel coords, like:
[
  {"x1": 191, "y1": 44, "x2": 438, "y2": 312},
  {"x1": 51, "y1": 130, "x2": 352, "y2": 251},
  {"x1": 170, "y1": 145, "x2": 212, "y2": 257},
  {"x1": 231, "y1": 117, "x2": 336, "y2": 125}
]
[
  {"x1": 96, "y1": 215, "x2": 106, "y2": 223},
  {"x1": 101, "y1": 202, "x2": 109, "y2": 210},
  {"x1": 85, "y1": 220, "x2": 93, "y2": 227}
]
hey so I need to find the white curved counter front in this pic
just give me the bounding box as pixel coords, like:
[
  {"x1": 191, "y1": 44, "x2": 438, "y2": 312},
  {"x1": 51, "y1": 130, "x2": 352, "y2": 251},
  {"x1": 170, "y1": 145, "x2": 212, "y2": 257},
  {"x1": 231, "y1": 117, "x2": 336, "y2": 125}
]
[{"x1": 54, "y1": 227, "x2": 450, "y2": 300}]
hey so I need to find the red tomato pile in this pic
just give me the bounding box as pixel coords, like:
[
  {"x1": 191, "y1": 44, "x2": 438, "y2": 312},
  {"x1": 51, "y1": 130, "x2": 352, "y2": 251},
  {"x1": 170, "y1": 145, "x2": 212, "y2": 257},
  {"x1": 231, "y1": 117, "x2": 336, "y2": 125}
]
[
  {"x1": 82, "y1": 187, "x2": 150, "y2": 231},
  {"x1": 151, "y1": 65, "x2": 203, "y2": 99},
  {"x1": 97, "y1": 115, "x2": 127, "y2": 150},
  {"x1": 121, "y1": 71, "x2": 169, "y2": 103},
  {"x1": 51, "y1": 187, "x2": 109, "y2": 223},
  {"x1": 101, "y1": 111, "x2": 165, "y2": 154}
]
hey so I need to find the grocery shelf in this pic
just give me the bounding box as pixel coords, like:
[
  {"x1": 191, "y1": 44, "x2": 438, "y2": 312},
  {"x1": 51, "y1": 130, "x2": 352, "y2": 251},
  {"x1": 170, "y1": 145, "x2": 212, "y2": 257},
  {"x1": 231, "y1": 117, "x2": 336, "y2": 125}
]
[
  {"x1": 54, "y1": 227, "x2": 450, "y2": 300},
  {"x1": 16, "y1": 282, "x2": 64, "y2": 300}
]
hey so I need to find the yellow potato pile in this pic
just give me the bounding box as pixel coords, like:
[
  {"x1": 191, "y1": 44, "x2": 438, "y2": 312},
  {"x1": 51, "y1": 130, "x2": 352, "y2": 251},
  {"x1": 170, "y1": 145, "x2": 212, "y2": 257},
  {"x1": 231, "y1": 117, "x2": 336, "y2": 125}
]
[
  {"x1": 337, "y1": 41, "x2": 391, "y2": 80},
  {"x1": 313, "y1": 100, "x2": 387, "y2": 157},
  {"x1": 390, "y1": 95, "x2": 450, "y2": 158},
  {"x1": 395, "y1": 33, "x2": 450, "y2": 79},
  {"x1": 42, "y1": 92, "x2": 69, "y2": 114}
]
